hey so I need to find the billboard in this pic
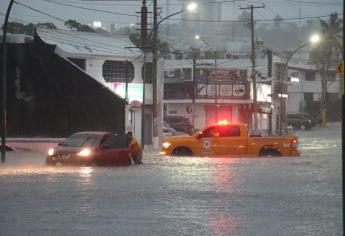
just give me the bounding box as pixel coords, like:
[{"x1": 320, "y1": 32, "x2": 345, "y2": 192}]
[{"x1": 196, "y1": 68, "x2": 247, "y2": 82}]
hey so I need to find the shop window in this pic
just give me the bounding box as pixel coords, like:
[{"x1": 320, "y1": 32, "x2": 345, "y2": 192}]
[{"x1": 102, "y1": 60, "x2": 134, "y2": 82}]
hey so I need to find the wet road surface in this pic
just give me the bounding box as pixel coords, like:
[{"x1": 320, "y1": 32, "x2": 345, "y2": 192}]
[{"x1": 0, "y1": 124, "x2": 342, "y2": 236}]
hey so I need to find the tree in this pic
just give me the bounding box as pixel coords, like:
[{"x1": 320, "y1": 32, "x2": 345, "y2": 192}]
[
  {"x1": 36, "y1": 22, "x2": 57, "y2": 30},
  {"x1": 311, "y1": 13, "x2": 343, "y2": 127},
  {"x1": 64, "y1": 19, "x2": 94, "y2": 32}
]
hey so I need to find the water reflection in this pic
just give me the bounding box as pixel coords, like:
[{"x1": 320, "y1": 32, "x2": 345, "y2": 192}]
[
  {"x1": 78, "y1": 167, "x2": 96, "y2": 216},
  {"x1": 210, "y1": 158, "x2": 238, "y2": 193},
  {"x1": 209, "y1": 213, "x2": 238, "y2": 236}
]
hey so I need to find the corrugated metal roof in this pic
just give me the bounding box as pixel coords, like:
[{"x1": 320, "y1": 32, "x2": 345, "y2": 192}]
[{"x1": 36, "y1": 28, "x2": 142, "y2": 58}]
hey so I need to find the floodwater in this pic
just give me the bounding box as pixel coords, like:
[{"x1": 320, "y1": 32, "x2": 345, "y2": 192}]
[{"x1": 0, "y1": 123, "x2": 342, "y2": 236}]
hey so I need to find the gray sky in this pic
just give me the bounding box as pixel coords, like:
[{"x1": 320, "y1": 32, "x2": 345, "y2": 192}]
[{"x1": 0, "y1": 0, "x2": 343, "y2": 31}]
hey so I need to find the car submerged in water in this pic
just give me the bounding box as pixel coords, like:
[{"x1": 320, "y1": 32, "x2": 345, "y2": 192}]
[{"x1": 46, "y1": 132, "x2": 131, "y2": 166}]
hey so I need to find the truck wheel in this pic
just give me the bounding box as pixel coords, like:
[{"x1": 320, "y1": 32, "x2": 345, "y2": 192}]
[
  {"x1": 172, "y1": 147, "x2": 193, "y2": 156},
  {"x1": 260, "y1": 149, "x2": 281, "y2": 157}
]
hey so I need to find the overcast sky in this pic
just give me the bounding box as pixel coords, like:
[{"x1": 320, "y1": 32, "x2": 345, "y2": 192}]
[{"x1": 0, "y1": 0, "x2": 343, "y2": 31}]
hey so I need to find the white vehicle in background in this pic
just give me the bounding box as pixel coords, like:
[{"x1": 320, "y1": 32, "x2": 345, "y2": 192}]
[
  {"x1": 163, "y1": 122, "x2": 177, "y2": 137},
  {"x1": 163, "y1": 122, "x2": 189, "y2": 137}
]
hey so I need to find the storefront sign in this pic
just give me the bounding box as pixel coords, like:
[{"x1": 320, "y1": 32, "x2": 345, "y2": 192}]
[
  {"x1": 197, "y1": 81, "x2": 248, "y2": 99},
  {"x1": 196, "y1": 68, "x2": 247, "y2": 82}
]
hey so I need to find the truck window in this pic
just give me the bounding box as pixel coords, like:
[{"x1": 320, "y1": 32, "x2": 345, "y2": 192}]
[
  {"x1": 202, "y1": 127, "x2": 219, "y2": 138},
  {"x1": 219, "y1": 126, "x2": 240, "y2": 137}
]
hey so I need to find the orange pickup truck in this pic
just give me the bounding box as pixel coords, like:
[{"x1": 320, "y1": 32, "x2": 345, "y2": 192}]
[{"x1": 160, "y1": 122, "x2": 300, "y2": 157}]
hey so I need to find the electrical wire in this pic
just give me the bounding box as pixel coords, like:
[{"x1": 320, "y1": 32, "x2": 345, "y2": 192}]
[
  {"x1": 14, "y1": 1, "x2": 67, "y2": 22},
  {"x1": 43, "y1": 0, "x2": 138, "y2": 17}
]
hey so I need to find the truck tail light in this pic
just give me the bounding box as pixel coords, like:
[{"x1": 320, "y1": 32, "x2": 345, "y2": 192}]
[{"x1": 291, "y1": 139, "x2": 298, "y2": 148}]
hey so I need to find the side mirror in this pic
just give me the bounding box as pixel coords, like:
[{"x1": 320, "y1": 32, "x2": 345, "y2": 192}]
[{"x1": 196, "y1": 131, "x2": 203, "y2": 139}]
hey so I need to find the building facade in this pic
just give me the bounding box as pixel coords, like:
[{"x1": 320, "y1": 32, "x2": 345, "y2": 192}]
[
  {"x1": 163, "y1": 57, "x2": 274, "y2": 135},
  {"x1": 36, "y1": 28, "x2": 152, "y2": 144}
]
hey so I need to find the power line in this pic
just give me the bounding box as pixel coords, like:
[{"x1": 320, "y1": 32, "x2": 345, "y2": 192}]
[
  {"x1": 39, "y1": 27, "x2": 135, "y2": 47},
  {"x1": 38, "y1": 32, "x2": 136, "y2": 55},
  {"x1": 53, "y1": 0, "x2": 142, "y2": 6},
  {"x1": 43, "y1": 0, "x2": 138, "y2": 17},
  {"x1": 0, "y1": 12, "x2": 28, "y2": 24},
  {"x1": 14, "y1": 1, "x2": 67, "y2": 22}
]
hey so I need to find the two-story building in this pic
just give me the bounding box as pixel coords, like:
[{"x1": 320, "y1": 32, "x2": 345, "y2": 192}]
[
  {"x1": 271, "y1": 60, "x2": 340, "y2": 132},
  {"x1": 163, "y1": 57, "x2": 274, "y2": 135}
]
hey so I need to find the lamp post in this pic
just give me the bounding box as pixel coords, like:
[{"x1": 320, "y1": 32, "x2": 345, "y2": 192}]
[
  {"x1": 152, "y1": 1, "x2": 197, "y2": 148},
  {"x1": 279, "y1": 33, "x2": 321, "y2": 134},
  {"x1": 1, "y1": 0, "x2": 15, "y2": 163}
]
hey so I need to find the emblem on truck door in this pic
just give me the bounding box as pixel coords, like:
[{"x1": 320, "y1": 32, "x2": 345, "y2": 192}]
[{"x1": 202, "y1": 138, "x2": 212, "y2": 150}]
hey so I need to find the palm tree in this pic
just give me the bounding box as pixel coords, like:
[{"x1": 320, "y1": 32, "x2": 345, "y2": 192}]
[{"x1": 312, "y1": 13, "x2": 343, "y2": 127}]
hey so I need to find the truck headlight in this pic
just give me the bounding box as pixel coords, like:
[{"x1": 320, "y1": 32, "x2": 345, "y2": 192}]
[{"x1": 162, "y1": 142, "x2": 171, "y2": 149}]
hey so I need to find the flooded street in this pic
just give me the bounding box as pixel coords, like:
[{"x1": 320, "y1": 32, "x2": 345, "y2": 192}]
[{"x1": 0, "y1": 123, "x2": 342, "y2": 236}]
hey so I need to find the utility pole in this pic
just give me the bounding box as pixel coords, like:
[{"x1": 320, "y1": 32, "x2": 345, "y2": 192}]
[
  {"x1": 192, "y1": 51, "x2": 196, "y2": 132},
  {"x1": 240, "y1": 4, "x2": 264, "y2": 132},
  {"x1": 125, "y1": 60, "x2": 128, "y2": 103},
  {"x1": 140, "y1": 0, "x2": 148, "y2": 148},
  {"x1": 152, "y1": 0, "x2": 159, "y2": 148}
]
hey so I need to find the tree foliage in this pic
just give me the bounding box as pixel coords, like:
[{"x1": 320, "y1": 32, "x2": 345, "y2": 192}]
[
  {"x1": 311, "y1": 13, "x2": 343, "y2": 65},
  {"x1": 128, "y1": 32, "x2": 170, "y2": 57},
  {"x1": 64, "y1": 19, "x2": 94, "y2": 32}
]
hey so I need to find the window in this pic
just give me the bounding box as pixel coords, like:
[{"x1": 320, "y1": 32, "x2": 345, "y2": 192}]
[
  {"x1": 102, "y1": 134, "x2": 129, "y2": 148},
  {"x1": 61, "y1": 133, "x2": 103, "y2": 147},
  {"x1": 102, "y1": 60, "x2": 134, "y2": 82},
  {"x1": 304, "y1": 92, "x2": 313, "y2": 101},
  {"x1": 202, "y1": 127, "x2": 219, "y2": 138},
  {"x1": 305, "y1": 71, "x2": 315, "y2": 81},
  {"x1": 219, "y1": 126, "x2": 240, "y2": 137}
]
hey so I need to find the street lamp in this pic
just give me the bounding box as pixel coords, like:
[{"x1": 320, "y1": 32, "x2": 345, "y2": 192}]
[
  {"x1": 279, "y1": 33, "x2": 321, "y2": 134},
  {"x1": 152, "y1": 1, "x2": 197, "y2": 148}
]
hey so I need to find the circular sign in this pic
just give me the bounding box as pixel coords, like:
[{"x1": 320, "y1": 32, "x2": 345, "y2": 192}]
[
  {"x1": 202, "y1": 138, "x2": 212, "y2": 150},
  {"x1": 129, "y1": 100, "x2": 141, "y2": 111}
]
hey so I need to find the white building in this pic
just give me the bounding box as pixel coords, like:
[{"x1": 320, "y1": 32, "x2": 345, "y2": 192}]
[
  {"x1": 271, "y1": 59, "x2": 340, "y2": 132},
  {"x1": 36, "y1": 28, "x2": 151, "y2": 144},
  {"x1": 286, "y1": 63, "x2": 339, "y2": 113}
]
